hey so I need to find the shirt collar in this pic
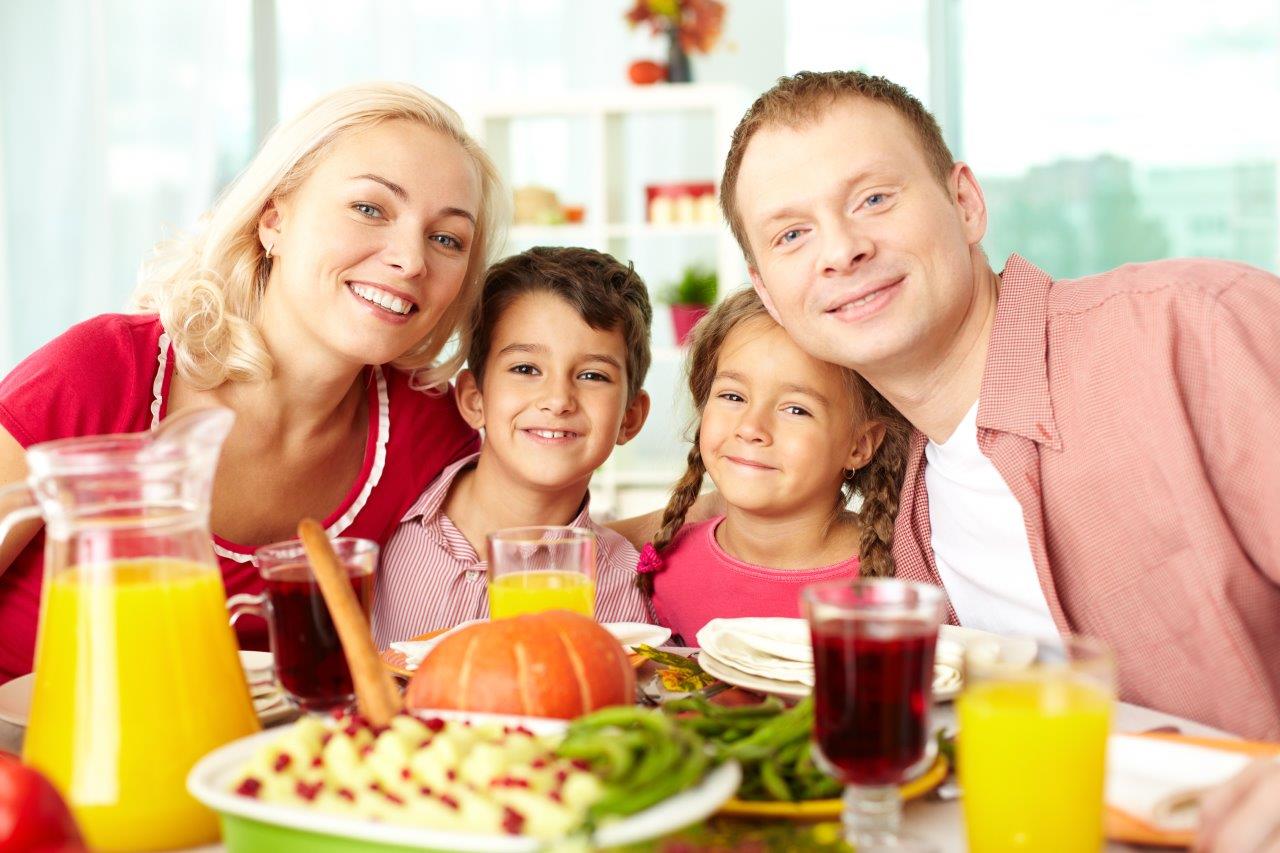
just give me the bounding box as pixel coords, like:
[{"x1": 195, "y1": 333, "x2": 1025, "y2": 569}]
[
  {"x1": 400, "y1": 449, "x2": 599, "y2": 530},
  {"x1": 976, "y1": 254, "x2": 1062, "y2": 450},
  {"x1": 399, "y1": 451, "x2": 480, "y2": 525}
]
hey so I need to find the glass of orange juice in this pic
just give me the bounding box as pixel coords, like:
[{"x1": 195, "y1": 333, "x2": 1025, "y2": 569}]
[
  {"x1": 487, "y1": 526, "x2": 596, "y2": 619},
  {"x1": 957, "y1": 635, "x2": 1115, "y2": 853}
]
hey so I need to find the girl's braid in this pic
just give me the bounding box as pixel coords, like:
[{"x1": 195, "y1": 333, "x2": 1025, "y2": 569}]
[
  {"x1": 639, "y1": 441, "x2": 707, "y2": 596},
  {"x1": 848, "y1": 380, "x2": 914, "y2": 578}
]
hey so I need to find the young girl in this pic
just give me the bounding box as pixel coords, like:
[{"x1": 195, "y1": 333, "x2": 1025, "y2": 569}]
[{"x1": 638, "y1": 288, "x2": 911, "y2": 644}]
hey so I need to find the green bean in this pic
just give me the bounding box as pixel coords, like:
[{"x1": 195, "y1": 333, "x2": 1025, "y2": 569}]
[
  {"x1": 706, "y1": 696, "x2": 786, "y2": 719},
  {"x1": 589, "y1": 732, "x2": 709, "y2": 820},
  {"x1": 622, "y1": 726, "x2": 681, "y2": 789},
  {"x1": 759, "y1": 757, "x2": 793, "y2": 801},
  {"x1": 556, "y1": 734, "x2": 637, "y2": 781}
]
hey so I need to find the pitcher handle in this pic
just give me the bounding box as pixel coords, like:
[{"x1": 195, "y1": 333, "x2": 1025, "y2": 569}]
[
  {"x1": 226, "y1": 592, "x2": 268, "y2": 629},
  {"x1": 0, "y1": 481, "x2": 42, "y2": 551}
]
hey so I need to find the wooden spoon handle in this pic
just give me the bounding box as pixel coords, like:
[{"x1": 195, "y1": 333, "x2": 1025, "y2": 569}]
[{"x1": 297, "y1": 518, "x2": 400, "y2": 726}]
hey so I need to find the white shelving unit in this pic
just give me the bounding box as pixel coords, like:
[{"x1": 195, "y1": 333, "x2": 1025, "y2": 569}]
[{"x1": 466, "y1": 84, "x2": 751, "y2": 519}]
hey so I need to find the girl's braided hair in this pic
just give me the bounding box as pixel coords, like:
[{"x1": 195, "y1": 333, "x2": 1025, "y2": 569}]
[{"x1": 640, "y1": 288, "x2": 911, "y2": 594}]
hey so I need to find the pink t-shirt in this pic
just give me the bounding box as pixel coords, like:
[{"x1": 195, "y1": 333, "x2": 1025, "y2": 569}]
[
  {"x1": 0, "y1": 313, "x2": 478, "y2": 682},
  {"x1": 650, "y1": 516, "x2": 861, "y2": 645}
]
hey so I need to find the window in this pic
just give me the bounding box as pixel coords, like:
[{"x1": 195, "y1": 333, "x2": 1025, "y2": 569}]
[{"x1": 961, "y1": 0, "x2": 1279, "y2": 277}]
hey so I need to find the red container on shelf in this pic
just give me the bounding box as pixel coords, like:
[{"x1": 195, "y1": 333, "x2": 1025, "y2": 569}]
[{"x1": 646, "y1": 181, "x2": 718, "y2": 225}]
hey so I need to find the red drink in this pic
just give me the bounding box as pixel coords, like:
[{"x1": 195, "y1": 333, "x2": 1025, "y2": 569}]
[
  {"x1": 810, "y1": 622, "x2": 936, "y2": 786},
  {"x1": 263, "y1": 564, "x2": 373, "y2": 711}
]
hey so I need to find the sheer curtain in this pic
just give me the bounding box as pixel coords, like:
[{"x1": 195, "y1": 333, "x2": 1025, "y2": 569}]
[{"x1": 0, "y1": 0, "x2": 252, "y2": 370}]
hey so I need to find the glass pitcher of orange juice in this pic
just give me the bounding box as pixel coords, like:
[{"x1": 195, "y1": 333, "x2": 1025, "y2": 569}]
[{"x1": 0, "y1": 407, "x2": 260, "y2": 851}]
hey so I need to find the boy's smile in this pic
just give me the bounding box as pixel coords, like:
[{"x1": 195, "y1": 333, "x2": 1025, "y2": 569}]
[{"x1": 458, "y1": 291, "x2": 648, "y2": 494}]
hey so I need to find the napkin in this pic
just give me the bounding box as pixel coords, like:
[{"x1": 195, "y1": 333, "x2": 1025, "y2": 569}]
[
  {"x1": 389, "y1": 621, "x2": 672, "y2": 672},
  {"x1": 1105, "y1": 734, "x2": 1269, "y2": 832},
  {"x1": 697, "y1": 618, "x2": 814, "y2": 686}
]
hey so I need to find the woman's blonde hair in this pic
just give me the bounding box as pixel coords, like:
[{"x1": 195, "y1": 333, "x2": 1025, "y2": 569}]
[
  {"x1": 643, "y1": 288, "x2": 912, "y2": 592},
  {"x1": 133, "y1": 81, "x2": 508, "y2": 391}
]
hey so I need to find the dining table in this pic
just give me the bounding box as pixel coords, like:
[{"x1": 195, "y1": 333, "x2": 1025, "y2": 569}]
[{"x1": 0, "y1": 678, "x2": 1232, "y2": 852}]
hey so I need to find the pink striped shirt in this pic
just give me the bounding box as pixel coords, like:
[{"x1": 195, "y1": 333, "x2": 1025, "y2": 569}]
[
  {"x1": 893, "y1": 256, "x2": 1280, "y2": 741},
  {"x1": 372, "y1": 452, "x2": 652, "y2": 645}
]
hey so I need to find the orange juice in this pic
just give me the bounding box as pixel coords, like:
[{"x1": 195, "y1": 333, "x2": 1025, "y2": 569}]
[
  {"x1": 24, "y1": 559, "x2": 260, "y2": 851},
  {"x1": 958, "y1": 676, "x2": 1112, "y2": 852},
  {"x1": 488, "y1": 570, "x2": 595, "y2": 619}
]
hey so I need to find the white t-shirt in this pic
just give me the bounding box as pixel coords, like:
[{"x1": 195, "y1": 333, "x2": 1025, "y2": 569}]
[{"x1": 924, "y1": 401, "x2": 1061, "y2": 643}]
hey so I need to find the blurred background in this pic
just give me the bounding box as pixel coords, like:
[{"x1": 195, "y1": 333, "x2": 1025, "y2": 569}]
[{"x1": 2, "y1": 0, "x2": 1278, "y2": 514}]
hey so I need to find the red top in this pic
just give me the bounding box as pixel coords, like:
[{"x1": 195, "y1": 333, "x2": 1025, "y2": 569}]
[
  {"x1": 893, "y1": 256, "x2": 1280, "y2": 741},
  {"x1": 650, "y1": 516, "x2": 861, "y2": 646},
  {"x1": 0, "y1": 313, "x2": 478, "y2": 682}
]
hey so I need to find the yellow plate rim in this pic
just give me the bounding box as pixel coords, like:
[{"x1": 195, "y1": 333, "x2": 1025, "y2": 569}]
[{"x1": 716, "y1": 753, "x2": 949, "y2": 819}]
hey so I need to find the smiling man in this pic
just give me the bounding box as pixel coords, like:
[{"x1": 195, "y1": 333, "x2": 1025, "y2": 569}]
[{"x1": 723, "y1": 71, "x2": 1280, "y2": 741}]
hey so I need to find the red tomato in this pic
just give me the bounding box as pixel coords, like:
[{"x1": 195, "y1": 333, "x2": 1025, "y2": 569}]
[
  {"x1": 628, "y1": 60, "x2": 666, "y2": 85},
  {"x1": 0, "y1": 752, "x2": 87, "y2": 852}
]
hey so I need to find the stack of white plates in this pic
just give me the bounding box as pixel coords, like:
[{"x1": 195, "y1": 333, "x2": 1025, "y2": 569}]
[
  {"x1": 694, "y1": 619, "x2": 1035, "y2": 701},
  {"x1": 238, "y1": 651, "x2": 296, "y2": 725}
]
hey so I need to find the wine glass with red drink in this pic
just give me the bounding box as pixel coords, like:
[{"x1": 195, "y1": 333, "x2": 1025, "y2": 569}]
[{"x1": 801, "y1": 578, "x2": 947, "y2": 851}]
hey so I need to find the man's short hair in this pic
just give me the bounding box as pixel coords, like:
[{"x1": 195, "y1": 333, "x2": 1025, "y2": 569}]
[
  {"x1": 467, "y1": 246, "x2": 653, "y2": 401},
  {"x1": 720, "y1": 70, "x2": 956, "y2": 265}
]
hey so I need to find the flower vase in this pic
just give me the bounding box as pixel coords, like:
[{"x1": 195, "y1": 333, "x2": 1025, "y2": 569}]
[{"x1": 666, "y1": 29, "x2": 692, "y2": 83}]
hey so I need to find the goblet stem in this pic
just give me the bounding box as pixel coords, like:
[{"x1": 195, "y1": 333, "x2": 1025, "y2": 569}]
[{"x1": 843, "y1": 783, "x2": 902, "y2": 848}]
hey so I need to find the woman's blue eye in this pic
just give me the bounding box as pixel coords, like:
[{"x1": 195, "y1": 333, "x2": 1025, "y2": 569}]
[
  {"x1": 353, "y1": 202, "x2": 382, "y2": 218},
  {"x1": 865, "y1": 193, "x2": 886, "y2": 207},
  {"x1": 432, "y1": 234, "x2": 464, "y2": 251}
]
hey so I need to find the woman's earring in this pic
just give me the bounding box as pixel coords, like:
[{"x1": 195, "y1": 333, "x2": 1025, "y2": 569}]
[
  {"x1": 843, "y1": 468, "x2": 856, "y2": 481},
  {"x1": 265, "y1": 241, "x2": 274, "y2": 260}
]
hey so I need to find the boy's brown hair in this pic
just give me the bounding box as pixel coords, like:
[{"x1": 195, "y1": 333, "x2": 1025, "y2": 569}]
[
  {"x1": 466, "y1": 246, "x2": 653, "y2": 401},
  {"x1": 643, "y1": 288, "x2": 912, "y2": 592},
  {"x1": 720, "y1": 70, "x2": 956, "y2": 265}
]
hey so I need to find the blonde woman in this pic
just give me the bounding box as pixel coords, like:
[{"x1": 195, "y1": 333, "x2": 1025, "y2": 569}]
[{"x1": 0, "y1": 82, "x2": 506, "y2": 681}]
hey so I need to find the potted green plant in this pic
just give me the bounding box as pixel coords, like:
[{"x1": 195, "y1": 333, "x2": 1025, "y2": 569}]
[{"x1": 660, "y1": 264, "x2": 717, "y2": 345}]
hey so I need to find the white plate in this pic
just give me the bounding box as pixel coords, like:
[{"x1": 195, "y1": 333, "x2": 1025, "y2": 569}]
[
  {"x1": 390, "y1": 621, "x2": 674, "y2": 672},
  {"x1": 604, "y1": 622, "x2": 672, "y2": 651},
  {"x1": 697, "y1": 650, "x2": 809, "y2": 698},
  {"x1": 188, "y1": 709, "x2": 741, "y2": 852},
  {"x1": 0, "y1": 651, "x2": 292, "y2": 728}
]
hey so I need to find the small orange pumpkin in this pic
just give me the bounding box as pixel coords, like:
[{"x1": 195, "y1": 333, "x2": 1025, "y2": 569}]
[{"x1": 405, "y1": 611, "x2": 636, "y2": 720}]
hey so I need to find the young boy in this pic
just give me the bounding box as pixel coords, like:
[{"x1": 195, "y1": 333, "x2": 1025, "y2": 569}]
[{"x1": 372, "y1": 247, "x2": 655, "y2": 645}]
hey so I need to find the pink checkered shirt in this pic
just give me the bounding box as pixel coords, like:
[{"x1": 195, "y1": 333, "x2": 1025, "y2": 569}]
[
  {"x1": 893, "y1": 255, "x2": 1280, "y2": 740},
  {"x1": 371, "y1": 453, "x2": 653, "y2": 646}
]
